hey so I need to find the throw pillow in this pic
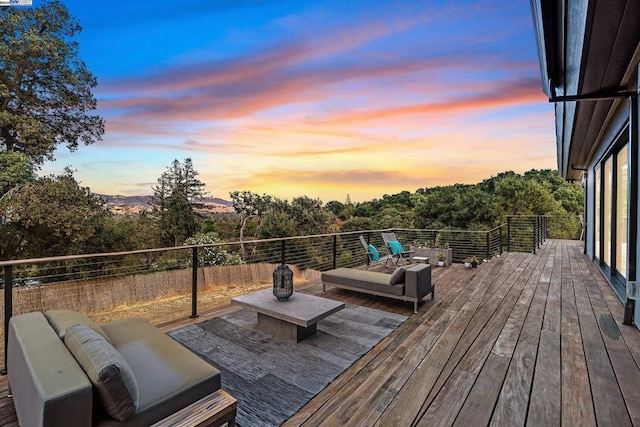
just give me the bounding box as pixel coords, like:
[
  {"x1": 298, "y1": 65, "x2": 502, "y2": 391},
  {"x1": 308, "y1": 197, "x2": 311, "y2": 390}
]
[
  {"x1": 389, "y1": 267, "x2": 406, "y2": 285},
  {"x1": 388, "y1": 241, "x2": 404, "y2": 254},
  {"x1": 45, "y1": 310, "x2": 112, "y2": 343},
  {"x1": 368, "y1": 244, "x2": 380, "y2": 261},
  {"x1": 65, "y1": 324, "x2": 138, "y2": 422}
]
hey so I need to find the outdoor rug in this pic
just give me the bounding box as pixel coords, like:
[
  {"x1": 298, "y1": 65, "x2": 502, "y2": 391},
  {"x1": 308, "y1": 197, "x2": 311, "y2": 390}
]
[{"x1": 168, "y1": 304, "x2": 408, "y2": 427}]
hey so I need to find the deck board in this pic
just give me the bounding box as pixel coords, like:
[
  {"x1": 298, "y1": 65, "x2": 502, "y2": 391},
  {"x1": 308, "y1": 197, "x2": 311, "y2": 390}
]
[
  {"x1": 561, "y1": 238, "x2": 596, "y2": 426},
  {"x1": 1, "y1": 240, "x2": 639, "y2": 427}
]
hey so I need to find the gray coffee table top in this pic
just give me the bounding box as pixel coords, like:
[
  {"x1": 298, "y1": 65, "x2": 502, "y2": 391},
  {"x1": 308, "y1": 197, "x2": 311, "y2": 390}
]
[{"x1": 231, "y1": 288, "x2": 345, "y2": 327}]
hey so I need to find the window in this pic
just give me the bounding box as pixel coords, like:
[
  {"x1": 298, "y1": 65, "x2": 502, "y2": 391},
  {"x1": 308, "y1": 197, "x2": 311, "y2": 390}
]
[
  {"x1": 595, "y1": 167, "x2": 601, "y2": 259},
  {"x1": 616, "y1": 144, "x2": 629, "y2": 278},
  {"x1": 603, "y1": 158, "x2": 612, "y2": 266},
  {"x1": 594, "y1": 135, "x2": 632, "y2": 301}
]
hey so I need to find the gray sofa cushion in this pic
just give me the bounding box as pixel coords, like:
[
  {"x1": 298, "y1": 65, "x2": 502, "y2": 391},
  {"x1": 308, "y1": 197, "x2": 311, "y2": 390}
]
[
  {"x1": 389, "y1": 267, "x2": 406, "y2": 285},
  {"x1": 98, "y1": 317, "x2": 221, "y2": 426},
  {"x1": 65, "y1": 324, "x2": 138, "y2": 422},
  {"x1": 45, "y1": 310, "x2": 111, "y2": 343},
  {"x1": 321, "y1": 268, "x2": 404, "y2": 296}
]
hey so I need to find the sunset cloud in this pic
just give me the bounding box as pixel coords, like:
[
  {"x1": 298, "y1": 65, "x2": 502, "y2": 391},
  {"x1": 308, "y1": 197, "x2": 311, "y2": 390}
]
[{"x1": 40, "y1": 0, "x2": 556, "y2": 203}]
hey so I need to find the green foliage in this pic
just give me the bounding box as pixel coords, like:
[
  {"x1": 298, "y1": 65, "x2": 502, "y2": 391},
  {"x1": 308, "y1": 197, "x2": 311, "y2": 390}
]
[
  {"x1": 413, "y1": 184, "x2": 495, "y2": 230},
  {"x1": 339, "y1": 216, "x2": 374, "y2": 232},
  {"x1": 260, "y1": 211, "x2": 296, "y2": 239},
  {"x1": 324, "y1": 200, "x2": 344, "y2": 216},
  {"x1": 288, "y1": 196, "x2": 334, "y2": 235},
  {"x1": 373, "y1": 206, "x2": 414, "y2": 229},
  {"x1": 2, "y1": 166, "x2": 583, "y2": 263},
  {"x1": 163, "y1": 193, "x2": 197, "y2": 246},
  {"x1": 106, "y1": 212, "x2": 162, "y2": 251},
  {"x1": 0, "y1": 151, "x2": 34, "y2": 195},
  {"x1": 150, "y1": 158, "x2": 207, "y2": 214},
  {"x1": 0, "y1": 1, "x2": 104, "y2": 164},
  {"x1": 183, "y1": 232, "x2": 244, "y2": 266},
  {"x1": 0, "y1": 168, "x2": 110, "y2": 258},
  {"x1": 411, "y1": 169, "x2": 582, "y2": 235},
  {"x1": 148, "y1": 158, "x2": 207, "y2": 246}
]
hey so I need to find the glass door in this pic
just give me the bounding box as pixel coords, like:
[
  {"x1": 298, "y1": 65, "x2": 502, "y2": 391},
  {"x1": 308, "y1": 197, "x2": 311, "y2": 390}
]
[
  {"x1": 594, "y1": 167, "x2": 601, "y2": 260},
  {"x1": 603, "y1": 158, "x2": 612, "y2": 267},
  {"x1": 615, "y1": 144, "x2": 629, "y2": 278}
]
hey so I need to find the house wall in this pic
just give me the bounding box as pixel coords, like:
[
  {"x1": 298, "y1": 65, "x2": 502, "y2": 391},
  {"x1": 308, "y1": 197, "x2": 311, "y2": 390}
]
[
  {"x1": 585, "y1": 96, "x2": 639, "y2": 329},
  {"x1": 585, "y1": 98, "x2": 631, "y2": 260}
]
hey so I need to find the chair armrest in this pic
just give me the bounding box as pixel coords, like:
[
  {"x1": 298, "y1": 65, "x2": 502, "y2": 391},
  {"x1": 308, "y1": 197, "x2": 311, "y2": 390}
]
[
  {"x1": 8, "y1": 312, "x2": 93, "y2": 427},
  {"x1": 404, "y1": 264, "x2": 432, "y2": 298}
]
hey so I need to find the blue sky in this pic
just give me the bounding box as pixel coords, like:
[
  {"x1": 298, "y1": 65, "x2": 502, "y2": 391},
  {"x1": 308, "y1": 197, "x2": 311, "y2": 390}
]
[{"x1": 37, "y1": 0, "x2": 556, "y2": 202}]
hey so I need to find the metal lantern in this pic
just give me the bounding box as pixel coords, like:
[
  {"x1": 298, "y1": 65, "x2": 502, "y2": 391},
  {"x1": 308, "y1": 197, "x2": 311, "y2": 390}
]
[{"x1": 273, "y1": 263, "x2": 294, "y2": 301}]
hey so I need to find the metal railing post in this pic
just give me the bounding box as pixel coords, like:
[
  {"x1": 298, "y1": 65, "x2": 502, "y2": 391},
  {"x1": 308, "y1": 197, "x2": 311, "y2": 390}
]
[
  {"x1": 537, "y1": 217, "x2": 541, "y2": 247},
  {"x1": 190, "y1": 247, "x2": 198, "y2": 319},
  {"x1": 499, "y1": 225, "x2": 503, "y2": 254},
  {"x1": 486, "y1": 231, "x2": 490, "y2": 260},
  {"x1": 3, "y1": 266, "x2": 13, "y2": 375},
  {"x1": 532, "y1": 217, "x2": 537, "y2": 254},
  {"x1": 281, "y1": 240, "x2": 286, "y2": 264},
  {"x1": 365, "y1": 233, "x2": 371, "y2": 266},
  {"x1": 332, "y1": 235, "x2": 337, "y2": 270},
  {"x1": 507, "y1": 217, "x2": 511, "y2": 252}
]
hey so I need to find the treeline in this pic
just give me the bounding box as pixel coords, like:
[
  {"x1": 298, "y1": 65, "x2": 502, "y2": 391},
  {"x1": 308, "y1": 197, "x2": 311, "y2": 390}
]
[
  {"x1": 0, "y1": 154, "x2": 582, "y2": 263},
  {"x1": 215, "y1": 169, "x2": 583, "y2": 243},
  {"x1": 335, "y1": 169, "x2": 582, "y2": 236}
]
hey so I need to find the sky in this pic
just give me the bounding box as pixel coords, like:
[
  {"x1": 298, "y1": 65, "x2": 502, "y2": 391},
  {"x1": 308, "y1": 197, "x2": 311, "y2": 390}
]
[{"x1": 36, "y1": 0, "x2": 556, "y2": 203}]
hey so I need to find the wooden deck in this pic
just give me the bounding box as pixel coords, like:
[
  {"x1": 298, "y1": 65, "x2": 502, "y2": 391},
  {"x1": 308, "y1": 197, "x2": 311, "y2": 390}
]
[{"x1": 1, "y1": 240, "x2": 639, "y2": 426}]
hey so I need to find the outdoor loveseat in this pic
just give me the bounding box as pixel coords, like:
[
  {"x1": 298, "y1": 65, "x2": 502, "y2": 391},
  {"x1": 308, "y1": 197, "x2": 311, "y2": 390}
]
[
  {"x1": 321, "y1": 263, "x2": 433, "y2": 313},
  {"x1": 8, "y1": 310, "x2": 229, "y2": 426}
]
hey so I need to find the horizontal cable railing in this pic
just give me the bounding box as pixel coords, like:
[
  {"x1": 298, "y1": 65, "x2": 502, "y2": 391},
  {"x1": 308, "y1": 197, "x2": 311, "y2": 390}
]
[{"x1": 0, "y1": 218, "x2": 562, "y2": 370}]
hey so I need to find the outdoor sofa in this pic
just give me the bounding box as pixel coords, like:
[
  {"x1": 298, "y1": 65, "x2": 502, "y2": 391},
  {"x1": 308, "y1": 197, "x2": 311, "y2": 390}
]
[
  {"x1": 7, "y1": 310, "x2": 227, "y2": 426},
  {"x1": 321, "y1": 263, "x2": 433, "y2": 313}
]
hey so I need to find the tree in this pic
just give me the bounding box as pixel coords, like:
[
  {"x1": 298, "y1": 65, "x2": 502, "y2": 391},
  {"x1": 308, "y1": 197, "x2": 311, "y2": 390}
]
[
  {"x1": 0, "y1": 151, "x2": 34, "y2": 196},
  {"x1": 259, "y1": 212, "x2": 296, "y2": 239},
  {"x1": 373, "y1": 206, "x2": 415, "y2": 229},
  {"x1": 148, "y1": 158, "x2": 207, "y2": 245},
  {"x1": 0, "y1": 168, "x2": 110, "y2": 258},
  {"x1": 325, "y1": 200, "x2": 344, "y2": 217},
  {"x1": 339, "y1": 216, "x2": 374, "y2": 232},
  {"x1": 288, "y1": 196, "x2": 334, "y2": 236},
  {"x1": 163, "y1": 193, "x2": 197, "y2": 246},
  {"x1": 149, "y1": 158, "x2": 207, "y2": 216},
  {"x1": 230, "y1": 190, "x2": 272, "y2": 257},
  {"x1": 0, "y1": 1, "x2": 104, "y2": 164}
]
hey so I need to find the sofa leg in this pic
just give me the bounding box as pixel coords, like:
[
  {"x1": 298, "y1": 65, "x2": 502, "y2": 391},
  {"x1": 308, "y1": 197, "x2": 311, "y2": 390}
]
[
  {"x1": 432, "y1": 286, "x2": 435, "y2": 299},
  {"x1": 414, "y1": 301, "x2": 418, "y2": 313}
]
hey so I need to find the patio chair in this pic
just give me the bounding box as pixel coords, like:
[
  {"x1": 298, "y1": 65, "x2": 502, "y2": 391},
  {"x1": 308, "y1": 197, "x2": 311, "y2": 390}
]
[
  {"x1": 381, "y1": 232, "x2": 415, "y2": 265},
  {"x1": 359, "y1": 235, "x2": 392, "y2": 268}
]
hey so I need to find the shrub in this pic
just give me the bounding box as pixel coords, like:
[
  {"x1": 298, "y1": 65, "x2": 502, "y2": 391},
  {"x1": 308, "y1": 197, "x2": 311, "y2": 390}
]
[{"x1": 184, "y1": 233, "x2": 245, "y2": 266}]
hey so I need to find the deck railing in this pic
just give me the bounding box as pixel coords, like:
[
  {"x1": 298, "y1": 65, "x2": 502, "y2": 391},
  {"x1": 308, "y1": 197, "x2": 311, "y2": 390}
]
[
  {"x1": 0, "y1": 216, "x2": 562, "y2": 371},
  {"x1": 506, "y1": 215, "x2": 549, "y2": 253}
]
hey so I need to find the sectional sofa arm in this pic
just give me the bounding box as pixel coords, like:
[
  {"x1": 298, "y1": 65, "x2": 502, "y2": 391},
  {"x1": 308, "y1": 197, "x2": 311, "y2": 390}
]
[
  {"x1": 404, "y1": 264, "x2": 433, "y2": 299},
  {"x1": 8, "y1": 312, "x2": 93, "y2": 427}
]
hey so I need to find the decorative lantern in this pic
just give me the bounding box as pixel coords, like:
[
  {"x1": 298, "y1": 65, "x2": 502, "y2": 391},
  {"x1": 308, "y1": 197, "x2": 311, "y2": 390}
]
[{"x1": 273, "y1": 263, "x2": 294, "y2": 301}]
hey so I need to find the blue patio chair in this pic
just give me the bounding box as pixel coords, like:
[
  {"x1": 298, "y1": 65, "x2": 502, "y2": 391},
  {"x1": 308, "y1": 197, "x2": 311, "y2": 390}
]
[
  {"x1": 359, "y1": 235, "x2": 392, "y2": 268},
  {"x1": 381, "y1": 232, "x2": 414, "y2": 265}
]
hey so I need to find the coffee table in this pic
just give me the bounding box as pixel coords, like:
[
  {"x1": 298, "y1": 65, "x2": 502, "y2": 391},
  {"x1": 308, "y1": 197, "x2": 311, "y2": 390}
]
[{"x1": 231, "y1": 289, "x2": 345, "y2": 342}]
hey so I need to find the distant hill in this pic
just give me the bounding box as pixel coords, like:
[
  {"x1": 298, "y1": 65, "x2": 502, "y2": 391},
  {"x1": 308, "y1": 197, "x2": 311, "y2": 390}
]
[{"x1": 96, "y1": 194, "x2": 233, "y2": 215}]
